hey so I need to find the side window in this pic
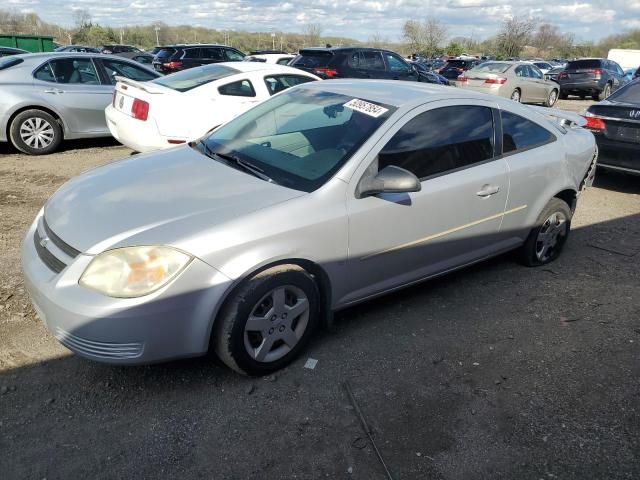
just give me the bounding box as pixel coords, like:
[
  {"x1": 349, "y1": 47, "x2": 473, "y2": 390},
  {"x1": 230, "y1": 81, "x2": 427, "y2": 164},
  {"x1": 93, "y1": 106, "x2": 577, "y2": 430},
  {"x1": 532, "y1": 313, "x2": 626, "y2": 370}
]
[
  {"x1": 101, "y1": 59, "x2": 157, "y2": 84},
  {"x1": 264, "y1": 75, "x2": 315, "y2": 95},
  {"x1": 49, "y1": 58, "x2": 99, "y2": 84},
  {"x1": 218, "y1": 79, "x2": 256, "y2": 97},
  {"x1": 276, "y1": 57, "x2": 292, "y2": 65},
  {"x1": 347, "y1": 52, "x2": 361, "y2": 68},
  {"x1": 515, "y1": 66, "x2": 528, "y2": 78},
  {"x1": 385, "y1": 52, "x2": 411, "y2": 73},
  {"x1": 183, "y1": 48, "x2": 201, "y2": 59},
  {"x1": 501, "y1": 110, "x2": 556, "y2": 154},
  {"x1": 34, "y1": 62, "x2": 56, "y2": 82},
  {"x1": 225, "y1": 49, "x2": 244, "y2": 61},
  {"x1": 361, "y1": 51, "x2": 385, "y2": 71},
  {"x1": 378, "y1": 106, "x2": 494, "y2": 180},
  {"x1": 200, "y1": 48, "x2": 223, "y2": 60}
]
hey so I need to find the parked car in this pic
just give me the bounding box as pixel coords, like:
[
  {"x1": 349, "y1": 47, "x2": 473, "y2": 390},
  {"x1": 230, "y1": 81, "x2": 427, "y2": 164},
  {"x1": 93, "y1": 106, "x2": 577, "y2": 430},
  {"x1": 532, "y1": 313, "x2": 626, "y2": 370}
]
[
  {"x1": 529, "y1": 61, "x2": 554, "y2": 74},
  {"x1": 557, "y1": 58, "x2": 628, "y2": 100},
  {"x1": 106, "y1": 62, "x2": 319, "y2": 152},
  {"x1": 115, "y1": 51, "x2": 154, "y2": 65},
  {"x1": 244, "y1": 53, "x2": 294, "y2": 65},
  {"x1": 583, "y1": 80, "x2": 640, "y2": 175},
  {"x1": 152, "y1": 44, "x2": 245, "y2": 74},
  {"x1": 0, "y1": 53, "x2": 159, "y2": 155},
  {"x1": 624, "y1": 68, "x2": 635, "y2": 82},
  {"x1": 634, "y1": 67, "x2": 640, "y2": 81},
  {"x1": 22, "y1": 80, "x2": 597, "y2": 374},
  {"x1": 0, "y1": 46, "x2": 28, "y2": 57},
  {"x1": 54, "y1": 45, "x2": 101, "y2": 53},
  {"x1": 458, "y1": 61, "x2": 559, "y2": 106},
  {"x1": 438, "y1": 58, "x2": 482, "y2": 81},
  {"x1": 410, "y1": 61, "x2": 449, "y2": 85},
  {"x1": 290, "y1": 46, "x2": 421, "y2": 82},
  {"x1": 101, "y1": 44, "x2": 143, "y2": 55},
  {"x1": 544, "y1": 66, "x2": 564, "y2": 82}
]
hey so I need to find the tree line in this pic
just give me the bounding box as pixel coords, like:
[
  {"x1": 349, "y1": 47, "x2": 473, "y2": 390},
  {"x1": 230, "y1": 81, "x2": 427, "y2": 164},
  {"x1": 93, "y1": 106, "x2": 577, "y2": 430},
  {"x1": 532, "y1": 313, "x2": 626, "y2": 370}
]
[{"x1": 1, "y1": 8, "x2": 639, "y2": 60}]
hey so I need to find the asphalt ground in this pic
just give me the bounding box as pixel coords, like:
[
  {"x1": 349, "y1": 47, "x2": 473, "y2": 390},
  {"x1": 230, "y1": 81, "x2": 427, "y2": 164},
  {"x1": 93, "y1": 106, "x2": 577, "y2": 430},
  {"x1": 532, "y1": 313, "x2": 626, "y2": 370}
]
[{"x1": 1, "y1": 98, "x2": 638, "y2": 479}]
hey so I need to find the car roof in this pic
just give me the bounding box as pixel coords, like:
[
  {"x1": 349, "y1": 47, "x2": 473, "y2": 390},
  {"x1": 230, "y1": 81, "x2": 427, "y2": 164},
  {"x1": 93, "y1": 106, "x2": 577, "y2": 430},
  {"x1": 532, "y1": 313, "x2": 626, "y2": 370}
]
[
  {"x1": 299, "y1": 46, "x2": 395, "y2": 53},
  {"x1": 215, "y1": 61, "x2": 314, "y2": 74}
]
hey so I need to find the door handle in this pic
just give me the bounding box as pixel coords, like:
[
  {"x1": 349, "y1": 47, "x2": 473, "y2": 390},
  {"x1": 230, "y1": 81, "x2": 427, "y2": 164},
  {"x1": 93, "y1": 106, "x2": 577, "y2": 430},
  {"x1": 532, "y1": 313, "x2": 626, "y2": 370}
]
[
  {"x1": 476, "y1": 185, "x2": 500, "y2": 197},
  {"x1": 44, "y1": 88, "x2": 64, "y2": 94}
]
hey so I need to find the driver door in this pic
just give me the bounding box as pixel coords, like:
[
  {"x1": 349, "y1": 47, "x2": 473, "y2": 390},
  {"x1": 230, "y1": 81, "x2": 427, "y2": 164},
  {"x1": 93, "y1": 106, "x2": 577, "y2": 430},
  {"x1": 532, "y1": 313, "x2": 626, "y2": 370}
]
[{"x1": 342, "y1": 100, "x2": 511, "y2": 305}]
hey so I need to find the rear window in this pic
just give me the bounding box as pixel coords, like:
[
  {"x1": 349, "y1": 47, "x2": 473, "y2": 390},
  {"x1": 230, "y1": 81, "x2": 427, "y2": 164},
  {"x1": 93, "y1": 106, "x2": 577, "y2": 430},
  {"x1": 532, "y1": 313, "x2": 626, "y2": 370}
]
[
  {"x1": 566, "y1": 59, "x2": 602, "y2": 70},
  {"x1": 291, "y1": 51, "x2": 333, "y2": 68},
  {"x1": 151, "y1": 64, "x2": 239, "y2": 92},
  {"x1": 606, "y1": 81, "x2": 640, "y2": 103},
  {"x1": 0, "y1": 57, "x2": 23, "y2": 70},
  {"x1": 445, "y1": 60, "x2": 471, "y2": 68},
  {"x1": 471, "y1": 62, "x2": 510, "y2": 73},
  {"x1": 155, "y1": 48, "x2": 177, "y2": 60}
]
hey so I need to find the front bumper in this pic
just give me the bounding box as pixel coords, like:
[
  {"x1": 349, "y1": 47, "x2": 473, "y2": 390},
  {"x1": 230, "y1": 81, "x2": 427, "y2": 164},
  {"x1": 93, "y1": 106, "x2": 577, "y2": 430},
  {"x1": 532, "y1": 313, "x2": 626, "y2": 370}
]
[{"x1": 21, "y1": 213, "x2": 232, "y2": 365}]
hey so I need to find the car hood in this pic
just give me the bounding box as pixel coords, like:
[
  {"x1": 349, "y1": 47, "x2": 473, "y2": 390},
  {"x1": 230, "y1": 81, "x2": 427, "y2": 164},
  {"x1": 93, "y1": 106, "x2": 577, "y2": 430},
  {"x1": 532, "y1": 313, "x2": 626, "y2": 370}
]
[{"x1": 44, "y1": 145, "x2": 305, "y2": 255}]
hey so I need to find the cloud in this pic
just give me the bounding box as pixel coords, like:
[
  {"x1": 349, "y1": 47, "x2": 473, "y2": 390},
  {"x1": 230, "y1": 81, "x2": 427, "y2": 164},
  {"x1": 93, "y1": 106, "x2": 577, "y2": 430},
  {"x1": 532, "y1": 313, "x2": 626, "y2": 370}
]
[{"x1": 15, "y1": 0, "x2": 634, "y2": 41}]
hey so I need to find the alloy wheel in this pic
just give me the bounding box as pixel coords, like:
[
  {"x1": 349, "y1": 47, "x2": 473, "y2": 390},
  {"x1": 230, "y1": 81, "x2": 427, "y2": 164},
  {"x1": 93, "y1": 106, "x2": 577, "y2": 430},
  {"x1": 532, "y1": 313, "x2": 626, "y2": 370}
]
[
  {"x1": 535, "y1": 211, "x2": 567, "y2": 262},
  {"x1": 243, "y1": 285, "x2": 310, "y2": 363}
]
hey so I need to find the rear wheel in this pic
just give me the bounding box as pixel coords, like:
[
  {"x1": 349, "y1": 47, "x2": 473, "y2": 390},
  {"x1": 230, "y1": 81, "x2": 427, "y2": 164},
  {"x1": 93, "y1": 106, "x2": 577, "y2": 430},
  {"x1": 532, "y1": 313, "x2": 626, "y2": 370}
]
[
  {"x1": 597, "y1": 83, "x2": 612, "y2": 101},
  {"x1": 519, "y1": 198, "x2": 572, "y2": 267},
  {"x1": 544, "y1": 89, "x2": 558, "y2": 107},
  {"x1": 213, "y1": 265, "x2": 320, "y2": 376},
  {"x1": 9, "y1": 109, "x2": 62, "y2": 155},
  {"x1": 510, "y1": 89, "x2": 521, "y2": 102}
]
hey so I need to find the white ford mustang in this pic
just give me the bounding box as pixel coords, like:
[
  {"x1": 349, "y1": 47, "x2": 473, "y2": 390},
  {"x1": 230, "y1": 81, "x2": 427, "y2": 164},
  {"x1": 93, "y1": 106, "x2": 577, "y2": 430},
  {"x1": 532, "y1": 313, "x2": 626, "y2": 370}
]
[{"x1": 105, "y1": 62, "x2": 319, "y2": 152}]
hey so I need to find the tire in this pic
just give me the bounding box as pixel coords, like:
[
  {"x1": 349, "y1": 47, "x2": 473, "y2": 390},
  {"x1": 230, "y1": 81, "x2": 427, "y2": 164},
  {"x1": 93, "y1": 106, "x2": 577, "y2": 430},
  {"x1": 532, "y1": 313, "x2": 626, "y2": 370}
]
[
  {"x1": 213, "y1": 265, "x2": 320, "y2": 376},
  {"x1": 579, "y1": 94, "x2": 586, "y2": 100},
  {"x1": 510, "y1": 89, "x2": 521, "y2": 102},
  {"x1": 544, "y1": 89, "x2": 558, "y2": 107},
  {"x1": 519, "y1": 198, "x2": 572, "y2": 267},
  {"x1": 559, "y1": 91, "x2": 568, "y2": 100},
  {"x1": 598, "y1": 83, "x2": 612, "y2": 101},
  {"x1": 9, "y1": 109, "x2": 62, "y2": 155}
]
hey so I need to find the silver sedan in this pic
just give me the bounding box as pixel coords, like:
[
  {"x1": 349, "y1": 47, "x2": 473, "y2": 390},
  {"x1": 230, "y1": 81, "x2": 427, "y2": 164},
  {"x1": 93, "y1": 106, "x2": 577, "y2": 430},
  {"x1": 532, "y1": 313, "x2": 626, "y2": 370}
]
[
  {"x1": 22, "y1": 81, "x2": 597, "y2": 375},
  {"x1": 0, "y1": 52, "x2": 159, "y2": 155},
  {"x1": 458, "y1": 61, "x2": 560, "y2": 106}
]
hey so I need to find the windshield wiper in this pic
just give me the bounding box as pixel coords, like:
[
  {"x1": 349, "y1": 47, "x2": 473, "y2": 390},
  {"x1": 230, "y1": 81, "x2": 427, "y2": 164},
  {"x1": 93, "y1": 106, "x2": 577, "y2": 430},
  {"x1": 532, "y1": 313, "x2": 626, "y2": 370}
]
[{"x1": 197, "y1": 141, "x2": 276, "y2": 184}]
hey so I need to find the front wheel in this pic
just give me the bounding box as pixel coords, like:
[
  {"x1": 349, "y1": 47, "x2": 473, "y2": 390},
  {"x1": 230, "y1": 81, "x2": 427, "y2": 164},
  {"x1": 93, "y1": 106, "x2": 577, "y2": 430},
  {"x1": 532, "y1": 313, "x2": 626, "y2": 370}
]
[
  {"x1": 9, "y1": 109, "x2": 62, "y2": 155},
  {"x1": 519, "y1": 198, "x2": 572, "y2": 267},
  {"x1": 510, "y1": 89, "x2": 521, "y2": 102},
  {"x1": 213, "y1": 265, "x2": 320, "y2": 376}
]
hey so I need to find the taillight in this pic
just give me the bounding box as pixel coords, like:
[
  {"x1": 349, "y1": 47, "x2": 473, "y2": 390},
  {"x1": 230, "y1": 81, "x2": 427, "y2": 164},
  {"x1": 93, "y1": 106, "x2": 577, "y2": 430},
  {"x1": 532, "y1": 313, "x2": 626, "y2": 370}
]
[
  {"x1": 131, "y1": 98, "x2": 149, "y2": 121},
  {"x1": 163, "y1": 61, "x2": 183, "y2": 69},
  {"x1": 485, "y1": 77, "x2": 507, "y2": 85},
  {"x1": 457, "y1": 75, "x2": 468, "y2": 82},
  {"x1": 312, "y1": 67, "x2": 338, "y2": 78},
  {"x1": 591, "y1": 68, "x2": 603, "y2": 75},
  {"x1": 457, "y1": 67, "x2": 464, "y2": 72},
  {"x1": 583, "y1": 114, "x2": 605, "y2": 131},
  {"x1": 558, "y1": 72, "x2": 568, "y2": 79},
  {"x1": 167, "y1": 139, "x2": 185, "y2": 144}
]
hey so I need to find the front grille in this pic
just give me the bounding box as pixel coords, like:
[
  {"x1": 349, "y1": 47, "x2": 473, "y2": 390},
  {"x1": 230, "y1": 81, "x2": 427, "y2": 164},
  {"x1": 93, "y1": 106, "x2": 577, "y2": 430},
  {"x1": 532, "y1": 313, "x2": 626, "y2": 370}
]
[
  {"x1": 43, "y1": 218, "x2": 80, "y2": 258},
  {"x1": 34, "y1": 229, "x2": 66, "y2": 273},
  {"x1": 54, "y1": 327, "x2": 143, "y2": 360}
]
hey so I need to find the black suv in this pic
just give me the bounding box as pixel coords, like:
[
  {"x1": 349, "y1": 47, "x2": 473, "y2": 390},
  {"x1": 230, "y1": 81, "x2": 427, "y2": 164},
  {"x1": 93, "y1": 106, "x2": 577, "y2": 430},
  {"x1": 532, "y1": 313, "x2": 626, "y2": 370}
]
[
  {"x1": 152, "y1": 44, "x2": 245, "y2": 73},
  {"x1": 290, "y1": 47, "x2": 420, "y2": 81},
  {"x1": 101, "y1": 44, "x2": 143, "y2": 54},
  {"x1": 558, "y1": 58, "x2": 628, "y2": 100},
  {"x1": 438, "y1": 58, "x2": 482, "y2": 81}
]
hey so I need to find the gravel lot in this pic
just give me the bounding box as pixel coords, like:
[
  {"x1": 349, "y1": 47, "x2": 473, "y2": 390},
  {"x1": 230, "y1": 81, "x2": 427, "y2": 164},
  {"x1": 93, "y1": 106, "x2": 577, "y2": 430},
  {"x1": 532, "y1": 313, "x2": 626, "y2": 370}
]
[{"x1": 1, "y1": 98, "x2": 638, "y2": 479}]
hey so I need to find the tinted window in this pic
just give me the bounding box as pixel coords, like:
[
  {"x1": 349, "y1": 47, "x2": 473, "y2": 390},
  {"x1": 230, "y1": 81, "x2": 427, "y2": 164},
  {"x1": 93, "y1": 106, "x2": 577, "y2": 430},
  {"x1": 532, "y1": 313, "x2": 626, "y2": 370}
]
[
  {"x1": 218, "y1": 79, "x2": 256, "y2": 97},
  {"x1": 567, "y1": 59, "x2": 602, "y2": 70},
  {"x1": 152, "y1": 64, "x2": 239, "y2": 92},
  {"x1": 0, "y1": 57, "x2": 24, "y2": 70},
  {"x1": 291, "y1": 51, "x2": 333, "y2": 68},
  {"x1": 361, "y1": 51, "x2": 385, "y2": 70},
  {"x1": 200, "y1": 47, "x2": 223, "y2": 60},
  {"x1": 264, "y1": 75, "x2": 315, "y2": 95},
  {"x1": 183, "y1": 48, "x2": 201, "y2": 59},
  {"x1": 501, "y1": 111, "x2": 555, "y2": 154},
  {"x1": 155, "y1": 48, "x2": 176, "y2": 60},
  {"x1": 225, "y1": 49, "x2": 244, "y2": 61},
  {"x1": 49, "y1": 58, "x2": 99, "y2": 84},
  {"x1": 133, "y1": 55, "x2": 152, "y2": 64},
  {"x1": 385, "y1": 52, "x2": 411, "y2": 73},
  {"x1": 101, "y1": 59, "x2": 157, "y2": 84},
  {"x1": 606, "y1": 81, "x2": 640, "y2": 103},
  {"x1": 378, "y1": 106, "x2": 494, "y2": 179}
]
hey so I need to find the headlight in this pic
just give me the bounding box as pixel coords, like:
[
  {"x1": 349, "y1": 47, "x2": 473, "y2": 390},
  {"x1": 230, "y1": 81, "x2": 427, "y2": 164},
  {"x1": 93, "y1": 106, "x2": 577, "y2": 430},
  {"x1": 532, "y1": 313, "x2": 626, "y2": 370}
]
[{"x1": 79, "y1": 246, "x2": 192, "y2": 298}]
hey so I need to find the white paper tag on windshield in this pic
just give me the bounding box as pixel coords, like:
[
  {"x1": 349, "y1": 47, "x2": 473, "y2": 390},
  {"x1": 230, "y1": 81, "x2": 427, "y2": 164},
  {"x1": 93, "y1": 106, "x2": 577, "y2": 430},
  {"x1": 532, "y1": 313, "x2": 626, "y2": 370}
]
[{"x1": 343, "y1": 98, "x2": 388, "y2": 118}]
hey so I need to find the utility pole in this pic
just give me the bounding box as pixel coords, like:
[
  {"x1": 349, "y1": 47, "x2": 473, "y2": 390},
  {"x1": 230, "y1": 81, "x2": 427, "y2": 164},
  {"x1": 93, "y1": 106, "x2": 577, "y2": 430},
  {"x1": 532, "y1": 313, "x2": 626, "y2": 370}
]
[
  {"x1": 154, "y1": 26, "x2": 160, "y2": 46},
  {"x1": 120, "y1": 29, "x2": 124, "y2": 44}
]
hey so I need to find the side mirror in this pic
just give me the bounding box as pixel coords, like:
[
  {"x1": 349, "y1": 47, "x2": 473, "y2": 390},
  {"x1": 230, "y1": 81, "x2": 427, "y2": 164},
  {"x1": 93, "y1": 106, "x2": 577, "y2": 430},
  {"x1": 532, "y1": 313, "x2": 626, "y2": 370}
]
[{"x1": 358, "y1": 165, "x2": 421, "y2": 198}]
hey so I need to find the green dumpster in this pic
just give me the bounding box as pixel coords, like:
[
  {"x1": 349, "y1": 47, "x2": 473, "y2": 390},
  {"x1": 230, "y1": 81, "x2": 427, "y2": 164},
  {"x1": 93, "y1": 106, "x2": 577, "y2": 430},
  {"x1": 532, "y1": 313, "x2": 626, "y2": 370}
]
[{"x1": 0, "y1": 34, "x2": 55, "y2": 52}]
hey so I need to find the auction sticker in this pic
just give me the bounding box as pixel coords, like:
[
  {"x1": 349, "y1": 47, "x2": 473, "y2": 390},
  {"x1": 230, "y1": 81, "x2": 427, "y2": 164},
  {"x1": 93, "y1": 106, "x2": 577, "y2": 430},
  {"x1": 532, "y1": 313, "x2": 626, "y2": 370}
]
[{"x1": 343, "y1": 98, "x2": 388, "y2": 118}]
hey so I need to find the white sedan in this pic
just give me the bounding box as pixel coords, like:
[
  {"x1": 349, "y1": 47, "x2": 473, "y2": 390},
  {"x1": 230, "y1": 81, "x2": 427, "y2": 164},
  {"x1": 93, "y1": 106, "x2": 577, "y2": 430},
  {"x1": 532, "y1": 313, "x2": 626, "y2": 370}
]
[{"x1": 105, "y1": 62, "x2": 319, "y2": 152}]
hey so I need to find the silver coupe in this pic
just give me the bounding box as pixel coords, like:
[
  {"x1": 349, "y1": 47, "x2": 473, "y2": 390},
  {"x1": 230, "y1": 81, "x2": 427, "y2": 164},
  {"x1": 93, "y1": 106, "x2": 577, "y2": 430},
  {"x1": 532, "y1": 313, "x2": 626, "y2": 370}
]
[{"x1": 22, "y1": 81, "x2": 597, "y2": 375}]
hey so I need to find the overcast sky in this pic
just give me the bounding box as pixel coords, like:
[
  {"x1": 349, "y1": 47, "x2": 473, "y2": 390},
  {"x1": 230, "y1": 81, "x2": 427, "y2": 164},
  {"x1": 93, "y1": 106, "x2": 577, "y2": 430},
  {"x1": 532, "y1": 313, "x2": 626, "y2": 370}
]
[{"x1": 7, "y1": 0, "x2": 640, "y2": 42}]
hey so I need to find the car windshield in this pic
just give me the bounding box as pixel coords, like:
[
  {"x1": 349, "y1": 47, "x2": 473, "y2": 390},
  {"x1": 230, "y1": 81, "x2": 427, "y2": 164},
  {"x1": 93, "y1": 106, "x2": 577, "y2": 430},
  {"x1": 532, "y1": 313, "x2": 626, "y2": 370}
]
[
  {"x1": 151, "y1": 64, "x2": 239, "y2": 92},
  {"x1": 199, "y1": 87, "x2": 396, "y2": 192},
  {"x1": 606, "y1": 81, "x2": 640, "y2": 103},
  {"x1": 471, "y1": 62, "x2": 510, "y2": 73}
]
